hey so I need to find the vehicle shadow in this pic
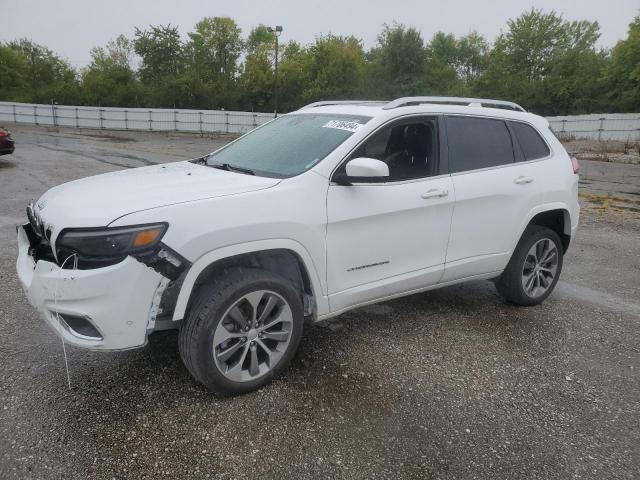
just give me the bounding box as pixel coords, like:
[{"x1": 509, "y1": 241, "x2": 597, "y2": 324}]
[
  {"x1": 13, "y1": 278, "x2": 569, "y2": 478},
  {"x1": 61, "y1": 279, "x2": 549, "y2": 400},
  {"x1": 0, "y1": 158, "x2": 16, "y2": 170}
]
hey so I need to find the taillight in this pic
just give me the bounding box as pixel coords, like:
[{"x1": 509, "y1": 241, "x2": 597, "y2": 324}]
[
  {"x1": 0, "y1": 130, "x2": 7, "y2": 138},
  {"x1": 571, "y1": 156, "x2": 579, "y2": 174}
]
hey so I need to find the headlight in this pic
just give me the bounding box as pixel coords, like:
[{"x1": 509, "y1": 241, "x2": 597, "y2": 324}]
[{"x1": 56, "y1": 223, "x2": 168, "y2": 259}]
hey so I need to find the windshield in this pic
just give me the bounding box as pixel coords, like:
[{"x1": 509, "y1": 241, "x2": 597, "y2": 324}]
[{"x1": 205, "y1": 113, "x2": 371, "y2": 177}]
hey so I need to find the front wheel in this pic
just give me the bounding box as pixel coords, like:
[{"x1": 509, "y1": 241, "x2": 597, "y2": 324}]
[
  {"x1": 495, "y1": 225, "x2": 564, "y2": 306},
  {"x1": 179, "y1": 268, "x2": 304, "y2": 395}
]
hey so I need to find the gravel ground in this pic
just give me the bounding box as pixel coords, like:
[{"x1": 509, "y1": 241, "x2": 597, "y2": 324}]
[
  {"x1": 562, "y1": 138, "x2": 640, "y2": 165},
  {"x1": 0, "y1": 125, "x2": 639, "y2": 479}
]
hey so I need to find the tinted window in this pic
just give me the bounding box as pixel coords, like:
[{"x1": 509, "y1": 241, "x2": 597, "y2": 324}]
[
  {"x1": 347, "y1": 118, "x2": 438, "y2": 181},
  {"x1": 206, "y1": 113, "x2": 371, "y2": 177},
  {"x1": 509, "y1": 121, "x2": 550, "y2": 161},
  {"x1": 446, "y1": 116, "x2": 514, "y2": 173}
]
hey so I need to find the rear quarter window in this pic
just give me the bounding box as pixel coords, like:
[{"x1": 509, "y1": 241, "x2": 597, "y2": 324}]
[
  {"x1": 446, "y1": 116, "x2": 515, "y2": 173},
  {"x1": 509, "y1": 121, "x2": 550, "y2": 161}
]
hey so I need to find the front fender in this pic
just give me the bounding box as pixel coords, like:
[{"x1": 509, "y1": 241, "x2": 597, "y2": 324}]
[{"x1": 171, "y1": 238, "x2": 328, "y2": 321}]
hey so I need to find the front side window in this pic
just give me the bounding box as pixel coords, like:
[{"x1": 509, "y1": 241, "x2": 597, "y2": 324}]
[
  {"x1": 345, "y1": 117, "x2": 439, "y2": 181},
  {"x1": 446, "y1": 116, "x2": 515, "y2": 173},
  {"x1": 206, "y1": 113, "x2": 371, "y2": 177},
  {"x1": 509, "y1": 121, "x2": 550, "y2": 161}
]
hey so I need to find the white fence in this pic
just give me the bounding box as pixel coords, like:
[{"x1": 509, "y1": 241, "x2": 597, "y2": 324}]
[
  {"x1": 0, "y1": 102, "x2": 273, "y2": 134},
  {"x1": 547, "y1": 113, "x2": 640, "y2": 141},
  {"x1": 1, "y1": 101, "x2": 638, "y2": 141}
]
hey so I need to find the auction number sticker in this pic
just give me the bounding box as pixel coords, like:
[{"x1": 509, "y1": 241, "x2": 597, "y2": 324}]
[{"x1": 323, "y1": 119, "x2": 362, "y2": 132}]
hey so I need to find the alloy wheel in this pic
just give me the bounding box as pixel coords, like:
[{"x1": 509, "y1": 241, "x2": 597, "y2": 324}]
[
  {"x1": 212, "y1": 290, "x2": 293, "y2": 382},
  {"x1": 521, "y1": 238, "x2": 559, "y2": 298}
]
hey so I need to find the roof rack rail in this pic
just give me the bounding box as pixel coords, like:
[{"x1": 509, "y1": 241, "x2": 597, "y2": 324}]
[
  {"x1": 383, "y1": 96, "x2": 526, "y2": 112},
  {"x1": 301, "y1": 100, "x2": 388, "y2": 109}
]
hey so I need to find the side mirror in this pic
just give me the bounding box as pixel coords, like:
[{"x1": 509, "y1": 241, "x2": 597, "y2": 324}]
[{"x1": 334, "y1": 157, "x2": 389, "y2": 185}]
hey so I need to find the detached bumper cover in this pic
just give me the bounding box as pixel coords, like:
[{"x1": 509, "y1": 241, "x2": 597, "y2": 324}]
[{"x1": 16, "y1": 225, "x2": 164, "y2": 350}]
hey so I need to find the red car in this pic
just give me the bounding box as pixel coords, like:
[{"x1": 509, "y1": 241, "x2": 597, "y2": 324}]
[{"x1": 0, "y1": 127, "x2": 15, "y2": 155}]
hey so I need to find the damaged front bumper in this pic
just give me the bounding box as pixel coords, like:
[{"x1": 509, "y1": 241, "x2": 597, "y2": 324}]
[{"x1": 16, "y1": 224, "x2": 172, "y2": 350}]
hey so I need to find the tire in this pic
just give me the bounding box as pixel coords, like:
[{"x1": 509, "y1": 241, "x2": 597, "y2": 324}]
[
  {"x1": 179, "y1": 267, "x2": 304, "y2": 395},
  {"x1": 495, "y1": 225, "x2": 564, "y2": 306}
]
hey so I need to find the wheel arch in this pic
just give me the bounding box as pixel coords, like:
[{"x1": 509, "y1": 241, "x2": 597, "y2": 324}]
[
  {"x1": 171, "y1": 239, "x2": 327, "y2": 322},
  {"x1": 519, "y1": 204, "x2": 573, "y2": 252}
]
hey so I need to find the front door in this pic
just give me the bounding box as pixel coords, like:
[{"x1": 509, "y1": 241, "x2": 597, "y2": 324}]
[{"x1": 326, "y1": 116, "x2": 454, "y2": 313}]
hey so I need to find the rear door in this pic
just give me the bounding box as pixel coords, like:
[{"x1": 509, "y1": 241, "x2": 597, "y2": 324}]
[{"x1": 442, "y1": 115, "x2": 535, "y2": 281}]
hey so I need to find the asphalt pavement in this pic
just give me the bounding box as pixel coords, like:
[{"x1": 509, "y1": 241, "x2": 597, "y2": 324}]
[{"x1": 0, "y1": 125, "x2": 638, "y2": 479}]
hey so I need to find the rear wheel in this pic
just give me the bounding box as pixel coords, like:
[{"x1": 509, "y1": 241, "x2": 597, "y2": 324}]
[
  {"x1": 495, "y1": 225, "x2": 563, "y2": 306},
  {"x1": 179, "y1": 268, "x2": 304, "y2": 395}
]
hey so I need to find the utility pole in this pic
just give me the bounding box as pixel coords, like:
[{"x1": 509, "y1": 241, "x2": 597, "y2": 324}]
[{"x1": 267, "y1": 25, "x2": 283, "y2": 117}]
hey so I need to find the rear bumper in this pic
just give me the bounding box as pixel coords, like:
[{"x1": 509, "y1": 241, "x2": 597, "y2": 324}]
[
  {"x1": 16, "y1": 225, "x2": 164, "y2": 350},
  {"x1": 571, "y1": 197, "x2": 580, "y2": 239},
  {"x1": 571, "y1": 222, "x2": 579, "y2": 238}
]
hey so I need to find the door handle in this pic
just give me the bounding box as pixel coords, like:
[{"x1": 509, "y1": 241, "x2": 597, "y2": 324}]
[
  {"x1": 514, "y1": 176, "x2": 534, "y2": 184},
  {"x1": 421, "y1": 188, "x2": 449, "y2": 199}
]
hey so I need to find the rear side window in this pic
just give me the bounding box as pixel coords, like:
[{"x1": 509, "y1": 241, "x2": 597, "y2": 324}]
[
  {"x1": 446, "y1": 116, "x2": 514, "y2": 173},
  {"x1": 509, "y1": 121, "x2": 550, "y2": 161}
]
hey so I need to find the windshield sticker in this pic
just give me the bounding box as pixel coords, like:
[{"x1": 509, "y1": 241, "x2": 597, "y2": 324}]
[{"x1": 322, "y1": 120, "x2": 362, "y2": 132}]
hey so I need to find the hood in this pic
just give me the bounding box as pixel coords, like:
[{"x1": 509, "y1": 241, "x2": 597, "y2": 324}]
[{"x1": 34, "y1": 161, "x2": 280, "y2": 231}]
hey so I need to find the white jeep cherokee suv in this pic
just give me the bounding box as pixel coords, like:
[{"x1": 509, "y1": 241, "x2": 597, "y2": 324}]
[{"x1": 17, "y1": 97, "x2": 579, "y2": 395}]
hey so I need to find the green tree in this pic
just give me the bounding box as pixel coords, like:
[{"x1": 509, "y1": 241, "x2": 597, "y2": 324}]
[
  {"x1": 606, "y1": 15, "x2": 640, "y2": 111},
  {"x1": 186, "y1": 17, "x2": 244, "y2": 109},
  {"x1": 240, "y1": 25, "x2": 275, "y2": 111},
  {"x1": 2, "y1": 11, "x2": 639, "y2": 115},
  {"x1": 278, "y1": 41, "x2": 313, "y2": 111},
  {"x1": 476, "y1": 9, "x2": 603, "y2": 114},
  {"x1": 134, "y1": 25, "x2": 185, "y2": 82},
  {"x1": 188, "y1": 17, "x2": 243, "y2": 81},
  {"x1": 369, "y1": 24, "x2": 426, "y2": 97},
  {"x1": 0, "y1": 45, "x2": 29, "y2": 101},
  {"x1": 246, "y1": 25, "x2": 274, "y2": 53},
  {"x1": 425, "y1": 32, "x2": 462, "y2": 95},
  {"x1": 134, "y1": 25, "x2": 187, "y2": 107},
  {"x1": 81, "y1": 35, "x2": 141, "y2": 107},
  {"x1": 3, "y1": 39, "x2": 78, "y2": 104},
  {"x1": 455, "y1": 32, "x2": 489, "y2": 82},
  {"x1": 303, "y1": 35, "x2": 367, "y2": 102}
]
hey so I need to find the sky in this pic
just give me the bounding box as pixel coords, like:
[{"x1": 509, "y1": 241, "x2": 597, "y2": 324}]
[{"x1": 1, "y1": 0, "x2": 638, "y2": 68}]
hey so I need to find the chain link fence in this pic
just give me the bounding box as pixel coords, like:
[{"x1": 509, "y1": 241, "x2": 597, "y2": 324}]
[
  {"x1": 1, "y1": 101, "x2": 638, "y2": 141},
  {"x1": 0, "y1": 102, "x2": 274, "y2": 134},
  {"x1": 547, "y1": 113, "x2": 640, "y2": 141}
]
